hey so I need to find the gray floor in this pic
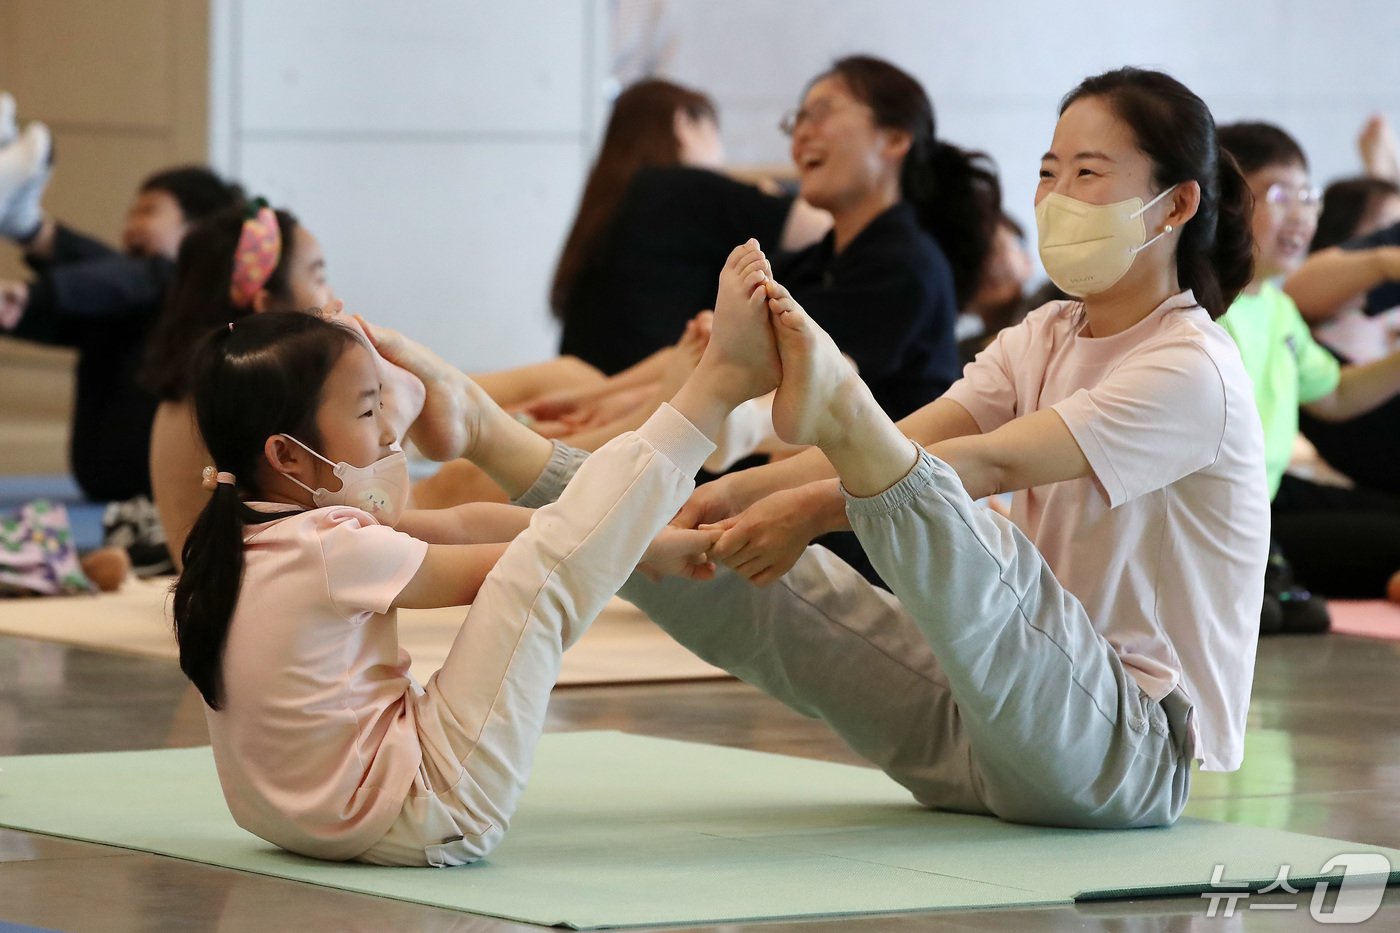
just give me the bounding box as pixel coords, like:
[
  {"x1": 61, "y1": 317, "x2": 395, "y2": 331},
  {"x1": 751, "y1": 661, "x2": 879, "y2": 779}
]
[{"x1": 1, "y1": 629, "x2": 1398, "y2": 931}]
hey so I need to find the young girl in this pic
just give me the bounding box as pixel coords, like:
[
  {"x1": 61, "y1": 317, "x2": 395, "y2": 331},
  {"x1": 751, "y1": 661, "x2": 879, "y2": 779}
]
[
  {"x1": 173, "y1": 242, "x2": 778, "y2": 866},
  {"x1": 443, "y1": 68, "x2": 1268, "y2": 829}
]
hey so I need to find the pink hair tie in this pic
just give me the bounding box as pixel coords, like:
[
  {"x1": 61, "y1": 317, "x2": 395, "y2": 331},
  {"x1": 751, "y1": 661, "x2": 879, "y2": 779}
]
[
  {"x1": 201, "y1": 466, "x2": 237, "y2": 491},
  {"x1": 229, "y1": 201, "x2": 282, "y2": 309}
]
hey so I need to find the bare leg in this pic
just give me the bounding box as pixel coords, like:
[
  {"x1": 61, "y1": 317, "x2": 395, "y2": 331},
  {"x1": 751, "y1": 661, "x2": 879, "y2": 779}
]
[
  {"x1": 471, "y1": 355, "x2": 606, "y2": 409},
  {"x1": 410, "y1": 459, "x2": 509, "y2": 509}
]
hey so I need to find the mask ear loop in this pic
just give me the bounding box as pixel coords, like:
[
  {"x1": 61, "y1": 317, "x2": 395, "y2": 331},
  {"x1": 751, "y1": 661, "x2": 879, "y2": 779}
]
[
  {"x1": 1128, "y1": 184, "x2": 1179, "y2": 254},
  {"x1": 276, "y1": 434, "x2": 338, "y2": 497}
]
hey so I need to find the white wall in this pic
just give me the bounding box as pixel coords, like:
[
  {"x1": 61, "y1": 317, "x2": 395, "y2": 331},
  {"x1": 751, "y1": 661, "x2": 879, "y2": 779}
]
[
  {"x1": 664, "y1": 0, "x2": 1400, "y2": 264},
  {"x1": 208, "y1": 0, "x2": 608, "y2": 372}
]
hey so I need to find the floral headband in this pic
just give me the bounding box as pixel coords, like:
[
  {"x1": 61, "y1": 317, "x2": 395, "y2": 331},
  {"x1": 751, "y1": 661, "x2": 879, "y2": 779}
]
[{"x1": 229, "y1": 198, "x2": 282, "y2": 309}]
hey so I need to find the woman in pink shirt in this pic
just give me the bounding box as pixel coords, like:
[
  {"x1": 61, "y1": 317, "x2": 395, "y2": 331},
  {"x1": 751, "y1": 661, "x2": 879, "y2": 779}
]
[
  {"x1": 434, "y1": 68, "x2": 1269, "y2": 830},
  {"x1": 173, "y1": 241, "x2": 784, "y2": 865}
]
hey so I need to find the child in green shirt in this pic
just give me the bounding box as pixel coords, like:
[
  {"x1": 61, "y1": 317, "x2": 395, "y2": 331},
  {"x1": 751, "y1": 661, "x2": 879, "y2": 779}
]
[{"x1": 1218, "y1": 122, "x2": 1400, "y2": 612}]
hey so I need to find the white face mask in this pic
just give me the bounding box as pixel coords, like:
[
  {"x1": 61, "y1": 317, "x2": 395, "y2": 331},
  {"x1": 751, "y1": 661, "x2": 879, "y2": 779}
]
[
  {"x1": 280, "y1": 435, "x2": 410, "y2": 526},
  {"x1": 1035, "y1": 185, "x2": 1177, "y2": 297}
]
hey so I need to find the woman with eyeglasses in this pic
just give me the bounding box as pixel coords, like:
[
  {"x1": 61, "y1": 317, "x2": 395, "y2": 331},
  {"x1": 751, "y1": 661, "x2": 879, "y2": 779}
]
[
  {"x1": 773, "y1": 56, "x2": 999, "y2": 424},
  {"x1": 1216, "y1": 122, "x2": 1400, "y2": 609},
  {"x1": 556, "y1": 61, "x2": 998, "y2": 425}
]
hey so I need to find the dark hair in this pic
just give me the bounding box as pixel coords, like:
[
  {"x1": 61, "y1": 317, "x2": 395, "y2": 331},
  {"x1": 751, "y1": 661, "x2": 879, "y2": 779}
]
[
  {"x1": 1216, "y1": 122, "x2": 1308, "y2": 176},
  {"x1": 173, "y1": 312, "x2": 360, "y2": 709},
  {"x1": 1312, "y1": 176, "x2": 1400, "y2": 252},
  {"x1": 1061, "y1": 68, "x2": 1254, "y2": 319},
  {"x1": 140, "y1": 166, "x2": 245, "y2": 222},
  {"x1": 820, "y1": 56, "x2": 1001, "y2": 307},
  {"x1": 551, "y1": 79, "x2": 718, "y2": 318},
  {"x1": 141, "y1": 204, "x2": 302, "y2": 400}
]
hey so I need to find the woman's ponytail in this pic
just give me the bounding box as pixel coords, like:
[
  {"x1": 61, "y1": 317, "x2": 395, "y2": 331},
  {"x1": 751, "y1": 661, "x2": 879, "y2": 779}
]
[
  {"x1": 821, "y1": 56, "x2": 1001, "y2": 307},
  {"x1": 1203, "y1": 150, "x2": 1256, "y2": 315},
  {"x1": 907, "y1": 141, "x2": 1002, "y2": 307}
]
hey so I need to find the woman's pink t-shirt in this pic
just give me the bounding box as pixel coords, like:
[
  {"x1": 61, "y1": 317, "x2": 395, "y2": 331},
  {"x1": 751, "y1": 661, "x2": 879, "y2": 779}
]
[{"x1": 943, "y1": 292, "x2": 1269, "y2": 771}]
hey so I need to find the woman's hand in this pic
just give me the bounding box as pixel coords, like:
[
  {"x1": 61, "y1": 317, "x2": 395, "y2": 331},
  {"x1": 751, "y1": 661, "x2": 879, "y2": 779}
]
[
  {"x1": 704, "y1": 483, "x2": 836, "y2": 585},
  {"x1": 0, "y1": 280, "x2": 29, "y2": 330}
]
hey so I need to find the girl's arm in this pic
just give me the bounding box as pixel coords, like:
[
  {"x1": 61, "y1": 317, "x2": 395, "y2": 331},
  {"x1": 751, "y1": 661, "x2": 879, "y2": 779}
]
[
  {"x1": 1284, "y1": 246, "x2": 1400, "y2": 323},
  {"x1": 393, "y1": 543, "x2": 509, "y2": 610},
  {"x1": 396, "y1": 502, "x2": 533, "y2": 545}
]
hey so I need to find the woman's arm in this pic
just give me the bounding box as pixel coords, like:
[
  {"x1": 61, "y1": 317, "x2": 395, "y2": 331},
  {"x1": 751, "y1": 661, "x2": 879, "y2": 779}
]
[
  {"x1": 1284, "y1": 246, "x2": 1400, "y2": 323},
  {"x1": 927, "y1": 407, "x2": 1090, "y2": 501},
  {"x1": 779, "y1": 198, "x2": 833, "y2": 253}
]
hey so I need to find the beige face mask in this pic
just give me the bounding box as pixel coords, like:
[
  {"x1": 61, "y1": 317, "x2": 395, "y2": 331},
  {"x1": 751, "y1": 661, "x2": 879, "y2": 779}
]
[{"x1": 1035, "y1": 185, "x2": 1177, "y2": 297}]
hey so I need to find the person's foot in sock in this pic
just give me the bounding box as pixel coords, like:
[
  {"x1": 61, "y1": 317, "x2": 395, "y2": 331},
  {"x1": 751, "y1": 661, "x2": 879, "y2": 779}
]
[
  {"x1": 0, "y1": 119, "x2": 52, "y2": 241},
  {"x1": 0, "y1": 92, "x2": 17, "y2": 147}
]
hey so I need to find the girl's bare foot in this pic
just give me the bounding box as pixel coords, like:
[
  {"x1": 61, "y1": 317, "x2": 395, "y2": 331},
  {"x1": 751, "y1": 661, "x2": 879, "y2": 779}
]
[{"x1": 694, "y1": 240, "x2": 781, "y2": 406}]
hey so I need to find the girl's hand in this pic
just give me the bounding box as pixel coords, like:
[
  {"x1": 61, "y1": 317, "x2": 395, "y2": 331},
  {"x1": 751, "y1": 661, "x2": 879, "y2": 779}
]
[
  {"x1": 704, "y1": 485, "x2": 827, "y2": 586},
  {"x1": 638, "y1": 525, "x2": 722, "y2": 582},
  {"x1": 670, "y1": 472, "x2": 753, "y2": 530}
]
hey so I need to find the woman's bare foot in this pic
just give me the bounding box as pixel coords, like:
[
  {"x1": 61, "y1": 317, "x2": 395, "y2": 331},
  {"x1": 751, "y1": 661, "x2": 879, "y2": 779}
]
[
  {"x1": 356, "y1": 316, "x2": 483, "y2": 461},
  {"x1": 763, "y1": 278, "x2": 867, "y2": 448}
]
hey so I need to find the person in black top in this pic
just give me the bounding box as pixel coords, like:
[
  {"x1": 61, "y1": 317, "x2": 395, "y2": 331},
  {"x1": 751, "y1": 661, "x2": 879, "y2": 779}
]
[
  {"x1": 0, "y1": 163, "x2": 243, "y2": 503},
  {"x1": 770, "y1": 57, "x2": 999, "y2": 422},
  {"x1": 553, "y1": 78, "x2": 829, "y2": 376}
]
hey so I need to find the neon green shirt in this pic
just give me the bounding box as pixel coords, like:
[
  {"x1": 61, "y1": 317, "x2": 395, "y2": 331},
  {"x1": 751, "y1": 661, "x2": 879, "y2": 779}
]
[{"x1": 1218, "y1": 281, "x2": 1340, "y2": 497}]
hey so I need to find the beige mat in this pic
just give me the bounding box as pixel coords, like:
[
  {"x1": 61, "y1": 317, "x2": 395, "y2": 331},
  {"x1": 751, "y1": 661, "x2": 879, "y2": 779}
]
[{"x1": 0, "y1": 578, "x2": 726, "y2": 687}]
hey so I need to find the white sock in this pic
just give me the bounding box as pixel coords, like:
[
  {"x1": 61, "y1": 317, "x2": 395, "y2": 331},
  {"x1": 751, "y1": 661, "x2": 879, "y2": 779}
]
[
  {"x1": 0, "y1": 121, "x2": 51, "y2": 241},
  {"x1": 0, "y1": 93, "x2": 15, "y2": 147}
]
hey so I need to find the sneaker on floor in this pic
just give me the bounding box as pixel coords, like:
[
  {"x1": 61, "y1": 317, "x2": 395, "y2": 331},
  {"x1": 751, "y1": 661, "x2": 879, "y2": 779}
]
[{"x1": 102, "y1": 496, "x2": 174, "y2": 578}]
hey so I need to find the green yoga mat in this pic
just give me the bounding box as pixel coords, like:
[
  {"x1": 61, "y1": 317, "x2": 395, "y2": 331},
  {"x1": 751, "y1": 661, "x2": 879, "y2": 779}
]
[{"x1": 0, "y1": 732, "x2": 1395, "y2": 928}]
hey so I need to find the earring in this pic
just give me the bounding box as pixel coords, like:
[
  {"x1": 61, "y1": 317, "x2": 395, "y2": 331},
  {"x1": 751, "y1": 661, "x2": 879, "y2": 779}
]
[{"x1": 1164, "y1": 224, "x2": 1174, "y2": 234}]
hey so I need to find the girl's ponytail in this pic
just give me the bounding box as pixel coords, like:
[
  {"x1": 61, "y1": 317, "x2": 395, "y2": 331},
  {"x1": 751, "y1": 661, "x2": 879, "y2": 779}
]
[{"x1": 172, "y1": 478, "x2": 247, "y2": 709}]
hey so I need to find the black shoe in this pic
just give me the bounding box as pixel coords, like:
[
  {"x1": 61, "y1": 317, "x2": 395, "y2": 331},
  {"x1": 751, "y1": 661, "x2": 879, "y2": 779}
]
[
  {"x1": 1261, "y1": 541, "x2": 1330, "y2": 635},
  {"x1": 102, "y1": 496, "x2": 174, "y2": 577},
  {"x1": 1278, "y1": 587, "x2": 1331, "y2": 635},
  {"x1": 1259, "y1": 592, "x2": 1284, "y2": 636}
]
